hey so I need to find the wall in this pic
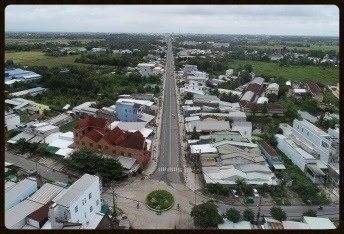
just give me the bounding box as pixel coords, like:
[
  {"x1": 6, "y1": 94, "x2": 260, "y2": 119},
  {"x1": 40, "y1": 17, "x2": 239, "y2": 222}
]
[{"x1": 116, "y1": 102, "x2": 139, "y2": 122}]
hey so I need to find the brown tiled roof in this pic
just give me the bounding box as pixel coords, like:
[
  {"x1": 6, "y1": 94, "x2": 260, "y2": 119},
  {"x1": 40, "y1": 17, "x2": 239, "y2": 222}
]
[
  {"x1": 245, "y1": 83, "x2": 263, "y2": 94},
  {"x1": 305, "y1": 81, "x2": 322, "y2": 94},
  {"x1": 84, "y1": 129, "x2": 104, "y2": 142},
  {"x1": 267, "y1": 220, "x2": 284, "y2": 229},
  {"x1": 114, "y1": 132, "x2": 130, "y2": 145},
  {"x1": 258, "y1": 141, "x2": 279, "y2": 156},
  {"x1": 103, "y1": 127, "x2": 123, "y2": 145},
  {"x1": 267, "y1": 103, "x2": 283, "y2": 110},
  {"x1": 74, "y1": 116, "x2": 108, "y2": 129},
  {"x1": 120, "y1": 131, "x2": 145, "y2": 150},
  {"x1": 27, "y1": 201, "x2": 54, "y2": 222}
]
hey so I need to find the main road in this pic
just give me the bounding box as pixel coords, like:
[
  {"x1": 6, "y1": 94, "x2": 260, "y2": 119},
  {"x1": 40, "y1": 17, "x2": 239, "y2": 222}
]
[{"x1": 151, "y1": 35, "x2": 183, "y2": 185}]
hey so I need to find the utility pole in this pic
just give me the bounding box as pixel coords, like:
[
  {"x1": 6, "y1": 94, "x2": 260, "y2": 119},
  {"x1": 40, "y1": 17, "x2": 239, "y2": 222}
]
[{"x1": 256, "y1": 196, "x2": 262, "y2": 225}]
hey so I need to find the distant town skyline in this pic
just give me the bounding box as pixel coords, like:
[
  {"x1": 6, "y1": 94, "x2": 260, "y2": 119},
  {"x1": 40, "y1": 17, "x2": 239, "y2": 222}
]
[{"x1": 5, "y1": 5, "x2": 339, "y2": 37}]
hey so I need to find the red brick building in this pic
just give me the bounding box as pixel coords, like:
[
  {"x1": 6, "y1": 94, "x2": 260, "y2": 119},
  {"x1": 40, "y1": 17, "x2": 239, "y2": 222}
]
[{"x1": 73, "y1": 116, "x2": 151, "y2": 168}]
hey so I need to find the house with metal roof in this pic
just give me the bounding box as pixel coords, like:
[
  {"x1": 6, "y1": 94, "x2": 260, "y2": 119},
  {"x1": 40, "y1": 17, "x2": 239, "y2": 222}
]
[
  {"x1": 5, "y1": 68, "x2": 41, "y2": 82},
  {"x1": 10, "y1": 87, "x2": 47, "y2": 97},
  {"x1": 257, "y1": 141, "x2": 286, "y2": 171},
  {"x1": 5, "y1": 178, "x2": 38, "y2": 210},
  {"x1": 218, "y1": 218, "x2": 253, "y2": 229},
  {"x1": 185, "y1": 120, "x2": 231, "y2": 133},
  {"x1": 231, "y1": 121, "x2": 252, "y2": 140},
  {"x1": 5, "y1": 98, "x2": 50, "y2": 115},
  {"x1": 5, "y1": 111, "x2": 20, "y2": 131},
  {"x1": 266, "y1": 83, "x2": 279, "y2": 95},
  {"x1": 275, "y1": 134, "x2": 325, "y2": 184},
  {"x1": 282, "y1": 221, "x2": 309, "y2": 229},
  {"x1": 48, "y1": 174, "x2": 102, "y2": 229},
  {"x1": 302, "y1": 216, "x2": 336, "y2": 229},
  {"x1": 305, "y1": 81, "x2": 323, "y2": 102}
]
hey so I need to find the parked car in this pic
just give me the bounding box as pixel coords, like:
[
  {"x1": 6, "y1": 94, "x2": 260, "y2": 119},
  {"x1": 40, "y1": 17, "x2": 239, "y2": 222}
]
[
  {"x1": 253, "y1": 188, "x2": 259, "y2": 198},
  {"x1": 244, "y1": 196, "x2": 254, "y2": 204},
  {"x1": 231, "y1": 189, "x2": 239, "y2": 198}
]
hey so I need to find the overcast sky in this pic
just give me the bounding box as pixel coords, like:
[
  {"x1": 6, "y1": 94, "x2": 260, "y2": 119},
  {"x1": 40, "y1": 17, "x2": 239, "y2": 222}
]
[{"x1": 5, "y1": 5, "x2": 339, "y2": 36}]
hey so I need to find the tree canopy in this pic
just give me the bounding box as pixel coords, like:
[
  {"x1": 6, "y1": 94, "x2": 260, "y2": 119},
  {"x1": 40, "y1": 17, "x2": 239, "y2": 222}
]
[
  {"x1": 225, "y1": 208, "x2": 241, "y2": 223},
  {"x1": 270, "y1": 206, "x2": 287, "y2": 221},
  {"x1": 190, "y1": 201, "x2": 223, "y2": 228}
]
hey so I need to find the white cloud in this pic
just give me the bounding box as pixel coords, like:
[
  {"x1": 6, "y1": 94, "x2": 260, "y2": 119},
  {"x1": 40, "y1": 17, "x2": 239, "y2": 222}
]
[{"x1": 5, "y1": 5, "x2": 339, "y2": 36}]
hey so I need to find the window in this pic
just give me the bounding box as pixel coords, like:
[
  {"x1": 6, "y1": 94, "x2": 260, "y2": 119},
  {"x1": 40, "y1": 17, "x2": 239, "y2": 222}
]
[
  {"x1": 76, "y1": 133, "x2": 79, "y2": 137},
  {"x1": 76, "y1": 141, "x2": 79, "y2": 144},
  {"x1": 302, "y1": 128, "x2": 303, "y2": 132},
  {"x1": 96, "y1": 199, "x2": 99, "y2": 206},
  {"x1": 307, "y1": 132, "x2": 309, "y2": 136},
  {"x1": 98, "y1": 145, "x2": 101, "y2": 149},
  {"x1": 113, "y1": 150, "x2": 116, "y2": 154},
  {"x1": 82, "y1": 141, "x2": 85, "y2": 146},
  {"x1": 244, "y1": 131, "x2": 247, "y2": 135},
  {"x1": 90, "y1": 143, "x2": 93, "y2": 147},
  {"x1": 120, "y1": 151, "x2": 124, "y2": 155},
  {"x1": 89, "y1": 193, "x2": 92, "y2": 199},
  {"x1": 105, "y1": 146, "x2": 108, "y2": 150},
  {"x1": 128, "y1": 153, "x2": 132, "y2": 157},
  {"x1": 75, "y1": 206, "x2": 78, "y2": 213},
  {"x1": 90, "y1": 206, "x2": 93, "y2": 212},
  {"x1": 297, "y1": 125, "x2": 299, "y2": 129},
  {"x1": 125, "y1": 109, "x2": 127, "y2": 112}
]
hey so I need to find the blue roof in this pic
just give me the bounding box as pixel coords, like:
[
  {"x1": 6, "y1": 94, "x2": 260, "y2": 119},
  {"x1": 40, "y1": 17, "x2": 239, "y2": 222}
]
[{"x1": 5, "y1": 68, "x2": 30, "y2": 77}]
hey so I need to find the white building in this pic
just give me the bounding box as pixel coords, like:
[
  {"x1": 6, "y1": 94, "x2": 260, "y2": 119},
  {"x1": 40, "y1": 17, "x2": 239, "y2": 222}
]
[
  {"x1": 183, "y1": 64, "x2": 198, "y2": 73},
  {"x1": 292, "y1": 119, "x2": 339, "y2": 164},
  {"x1": 92, "y1": 48, "x2": 106, "y2": 52},
  {"x1": 136, "y1": 63, "x2": 163, "y2": 77},
  {"x1": 225, "y1": 69, "x2": 234, "y2": 76},
  {"x1": 48, "y1": 174, "x2": 102, "y2": 229},
  {"x1": 5, "y1": 111, "x2": 20, "y2": 131},
  {"x1": 266, "y1": 83, "x2": 279, "y2": 95}
]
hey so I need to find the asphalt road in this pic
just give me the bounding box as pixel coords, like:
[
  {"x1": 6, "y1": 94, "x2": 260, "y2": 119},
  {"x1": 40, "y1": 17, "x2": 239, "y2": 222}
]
[{"x1": 151, "y1": 36, "x2": 183, "y2": 185}]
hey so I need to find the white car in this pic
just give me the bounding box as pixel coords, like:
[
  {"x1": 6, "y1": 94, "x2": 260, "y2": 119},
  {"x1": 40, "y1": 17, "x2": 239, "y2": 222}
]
[
  {"x1": 253, "y1": 188, "x2": 259, "y2": 198},
  {"x1": 231, "y1": 189, "x2": 239, "y2": 198}
]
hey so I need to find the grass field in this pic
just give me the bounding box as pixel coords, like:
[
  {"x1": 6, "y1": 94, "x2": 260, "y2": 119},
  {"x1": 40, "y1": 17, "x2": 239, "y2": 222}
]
[
  {"x1": 5, "y1": 51, "x2": 88, "y2": 68},
  {"x1": 245, "y1": 44, "x2": 339, "y2": 53},
  {"x1": 5, "y1": 38, "x2": 105, "y2": 45},
  {"x1": 230, "y1": 60, "x2": 339, "y2": 85},
  {"x1": 59, "y1": 120, "x2": 77, "y2": 133}
]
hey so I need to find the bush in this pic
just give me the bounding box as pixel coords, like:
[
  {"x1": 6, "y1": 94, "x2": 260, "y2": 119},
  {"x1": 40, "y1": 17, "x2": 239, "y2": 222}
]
[{"x1": 146, "y1": 190, "x2": 174, "y2": 210}]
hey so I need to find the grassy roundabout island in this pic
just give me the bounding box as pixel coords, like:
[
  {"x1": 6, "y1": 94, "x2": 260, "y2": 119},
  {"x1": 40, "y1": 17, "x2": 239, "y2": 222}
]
[{"x1": 146, "y1": 190, "x2": 174, "y2": 211}]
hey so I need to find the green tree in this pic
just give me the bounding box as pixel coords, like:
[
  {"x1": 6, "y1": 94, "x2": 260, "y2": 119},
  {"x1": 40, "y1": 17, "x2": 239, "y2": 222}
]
[
  {"x1": 258, "y1": 183, "x2": 270, "y2": 195},
  {"x1": 235, "y1": 178, "x2": 247, "y2": 195},
  {"x1": 191, "y1": 126, "x2": 200, "y2": 140},
  {"x1": 283, "y1": 100, "x2": 299, "y2": 123},
  {"x1": 262, "y1": 102, "x2": 268, "y2": 115},
  {"x1": 190, "y1": 201, "x2": 223, "y2": 228},
  {"x1": 267, "y1": 93, "x2": 278, "y2": 103},
  {"x1": 36, "y1": 143, "x2": 48, "y2": 156},
  {"x1": 302, "y1": 209, "x2": 317, "y2": 217},
  {"x1": 270, "y1": 206, "x2": 287, "y2": 221},
  {"x1": 242, "y1": 208, "x2": 255, "y2": 222},
  {"x1": 225, "y1": 208, "x2": 241, "y2": 223},
  {"x1": 224, "y1": 117, "x2": 233, "y2": 124},
  {"x1": 243, "y1": 184, "x2": 254, "y2": 196},
  {"x1": 15, "y1": 138, "x2": 28, "y2": 153}
]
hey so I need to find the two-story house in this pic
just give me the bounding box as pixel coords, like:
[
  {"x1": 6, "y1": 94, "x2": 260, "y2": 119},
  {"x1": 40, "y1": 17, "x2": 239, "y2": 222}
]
[
  {"x1": 115, "y1": 101, "x2": 143, "y2": 122},
  {"x1": 73, "y1": 117, "x2": 151, "y2": 168},
  {"x1": 48, "y1": 174, "x2": 102, "y2": 229}
]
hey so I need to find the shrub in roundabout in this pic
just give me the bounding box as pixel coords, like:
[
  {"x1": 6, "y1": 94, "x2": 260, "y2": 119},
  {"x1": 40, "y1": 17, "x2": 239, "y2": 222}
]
[{"x1": 146, "y1": 190, "x2": 174, "y2": 210}]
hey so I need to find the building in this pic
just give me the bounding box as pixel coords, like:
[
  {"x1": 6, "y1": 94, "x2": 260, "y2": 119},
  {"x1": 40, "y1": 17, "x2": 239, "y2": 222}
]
[
  {"x1": 305, "y1": 81, "x2": 323, "y2": 102},
  {"x1": 10, "y1": 87, "x2": 47, "y2": 97},
  {"x1": 115, "y1": 98, "x2": 155, "y2": 115},
  {"x1": 92, "y1": 48, "x2": 106, "y2": 52},
  {"x1": 257, "y1": 141, "x2": 286, "y2": 171},
  {"x1": 302, "y1": 216, "x2": 336, "y2": 229},
  {"x1": 185, "y1": 121, "x2": 231, "y2": 133},
  {"x1": 73, "y1": 117, "x2": 151, "y2": 168},
  {"x1": 136, "y1": 63, "x2": 163, "y2": 77},
  {"x1": 182, "y1": 64, "x2": 198, "y2": 73},
  {"x1": 48, "y1": 174, "x2": 103, "y2": 229},
  {"x1": 5, "y1": 98, "x2": 50, "y2": 115},
  {"x1": 72, "y1": 102, "x2": 98, "y2": 117},
  {"x1": 218, "y1": 218, "x2": 252, "y2": 229},
  {"x1": 5, "y1": 178, "x2": 38, "y2": 211},
  {"x1": 115, "y1": 101, "x2": 144, "y2": 122},
  {"x1": 96, "y1": 108, "x2": 117, "y2": 123},
  {"x1": 275, "y1": 134, "x2": 326, "y2": 184},
  {"x1": 182, "y1": 80, "x2": 208, "y2": 95},
  {"x1": 231, "y1": 121, "x2": 252, "y2": 140},
  {"x1": 5, "y1": 68, "x2": 41, "y2": 82},
  {"x1": 292, "y1": 119, "x2": 339, "y2": 164},
  {"x1": 266, "y1": 83, "x2": 279, "y2": 95},
  {"x1": 5, "y1": 111, "x2": 20, "y2": 131},
  {"x1": 225, "y1": 69, "x2": 234, "y2": 76},
  {"x1": 44, "y1": 131, "x2": 75, "y2": 158}
]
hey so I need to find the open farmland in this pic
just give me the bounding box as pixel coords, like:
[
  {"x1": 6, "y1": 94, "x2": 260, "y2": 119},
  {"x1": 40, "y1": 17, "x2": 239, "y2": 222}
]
[
  {"x1": 245, "y1": 44, "x2": 339, "y2": 53},
  {"x1": 230, "y1": 60, "x2": 339, "y2": 86},
  {"x1": 4, "y1": 51, "x2": 88, "y2": 68}
]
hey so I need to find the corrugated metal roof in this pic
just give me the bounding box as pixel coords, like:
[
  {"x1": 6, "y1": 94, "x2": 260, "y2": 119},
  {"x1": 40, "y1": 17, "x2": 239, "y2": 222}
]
[
  {"x1": 5, "y1": 178, "x2": 37, "y2": 206},
  {"x1": 27, "y1": 183, "x2": 65, "y2": 205},
  {"x1": 54, "y1": 174, "x2": 99, "y2": 207},
  {"x1": 303, "y1": 216, "x2": 336, "y2": 229},
  {"x1": 5, "y1": 200, "x2": 43, "y2": 229}
]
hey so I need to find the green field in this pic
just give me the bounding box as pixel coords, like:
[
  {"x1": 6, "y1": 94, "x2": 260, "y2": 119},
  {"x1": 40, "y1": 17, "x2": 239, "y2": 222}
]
[
  {"x1": 59, "y1": 120, "x2": 77, "y2": 133},
  {"x1": 5, "y1": 51, "x2": 87, "y2": 68},
  {"x1": 5, "y1": 38, "x2": 105, "y2": 45},
  {"x1": 230, "y1": 60, "x2": 339, "y2": 85}
]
